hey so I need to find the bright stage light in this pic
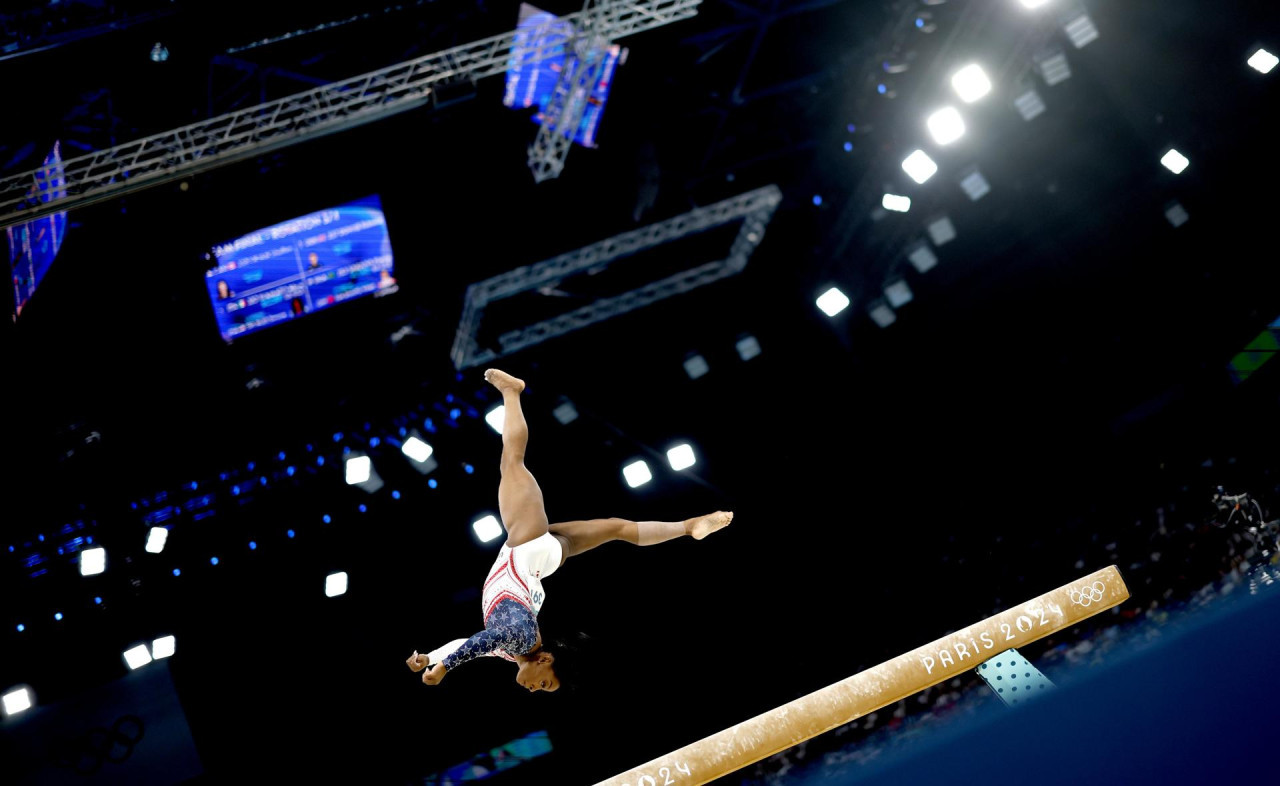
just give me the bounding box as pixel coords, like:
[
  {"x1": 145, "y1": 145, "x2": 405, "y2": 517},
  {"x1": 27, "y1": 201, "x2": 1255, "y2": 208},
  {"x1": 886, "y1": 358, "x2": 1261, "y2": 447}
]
[
  {"x1": 145, "y1": 527, "x2": 168, "y2": 554},
  {"x1": 666, "y1": 444, "x2": 696, "y2": 471},
  {"x1": 401, "y1": 436, "x2": 433, "y2": 464},
  {"x1": 2, "y1": 686, "x2": 32, "y2": 716},
  {"x1": 927, "y1": 216, "x2": 957, "y2": 246},
  {"x1": 344, "y1": 455, "x2": 371, "y2": 485},
  {"x1": 735, "y1": 334, "x2": 761, "y2": 361},
  {"x1": 951, "y1": 64, "x2": 992, "y2": 103},
  {"x1": 152, "y1": 635, "x2": 176, "y2": 659},
  {"x1": 485, "y1": 405, "x2": 505, "y2": 434},
  {"x1": 472, "y1": 514, "x2": 503, "y2": 543},
  {"x1": 80, "y1": 547, "x2": 106, "y2": 576},
  {"x1": 902, "y1": 149, "x2": 938, "y2": 184},
  {"x1": 1248, "y1": 48, "x2": 1278, "y2": 74},
  {"x1": 123, "y1": 644, "x2": 153, "y2": 670},
  {"x1": 959, "y1": 169, "x2": 991, "y2": 200},
  {"x1": 325, "y1": 571, "x2": 349, "y2": 598},
  {"x1": 882, "y1": 193, "x2": 911, "y2": 213},
  {"x1": 869, "y1": 301, "x2": 897, "y2": 328},
  {"x1": 1019, "y1": 0, "x2": 1050, "y2": 7},
  {"x1": 884, "y1": 280, "x2": 913, "y2": 308},
  {"x1": 816, "y1": 287, "x2": 851, "y2": 317},
  {"x1": 1035, "y1": 50, "x2": 1071, "y2": 85},
  {"x1": 927, "y1": 107, "x2": 965, "y2": 145},
  {"x1": 1160, "y1": 149, "x2": 1189, "y2": 174},
  {"x1": 1165, "y1": 201, "x2": 1190, "y2": 228},
  {"x1": 552, "y1": 400, "x2": 579, "y2": 424},
  {"x1": 622, "y1": 460, "x2": 653, "y2": 489},
  {"x1": 683, "y1": 354, "x2": 710, "y2": 380}
]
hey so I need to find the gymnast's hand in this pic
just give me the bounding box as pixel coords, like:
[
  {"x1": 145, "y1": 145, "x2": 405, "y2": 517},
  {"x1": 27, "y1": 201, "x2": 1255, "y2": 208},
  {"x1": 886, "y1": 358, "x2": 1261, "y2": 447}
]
[
  {"x1": 406, "y1": 651, "x2": 428, "y2": 672},
  {"x1": 421, "y1": 663, "x2": 447, "y2": 685}
]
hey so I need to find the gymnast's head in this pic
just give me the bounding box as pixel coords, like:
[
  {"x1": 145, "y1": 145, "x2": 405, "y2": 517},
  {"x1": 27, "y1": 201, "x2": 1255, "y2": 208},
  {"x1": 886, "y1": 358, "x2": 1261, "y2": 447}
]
[{"x1": 517, "y1": 632, "x2": 590, "y2": 694}]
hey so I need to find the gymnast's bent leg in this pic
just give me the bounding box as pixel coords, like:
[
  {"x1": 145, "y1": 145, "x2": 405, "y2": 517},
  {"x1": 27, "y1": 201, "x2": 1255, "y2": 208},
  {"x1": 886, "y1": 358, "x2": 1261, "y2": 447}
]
[{"x1": 486, "y1": 369, "x2": 551, "y2": 549}]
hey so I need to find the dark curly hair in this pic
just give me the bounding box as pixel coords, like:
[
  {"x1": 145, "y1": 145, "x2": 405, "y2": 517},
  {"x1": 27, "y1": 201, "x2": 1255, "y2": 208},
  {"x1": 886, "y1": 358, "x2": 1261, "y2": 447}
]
[{"x1": 541, "y1": 631, "x2": 593, "y2": 693}]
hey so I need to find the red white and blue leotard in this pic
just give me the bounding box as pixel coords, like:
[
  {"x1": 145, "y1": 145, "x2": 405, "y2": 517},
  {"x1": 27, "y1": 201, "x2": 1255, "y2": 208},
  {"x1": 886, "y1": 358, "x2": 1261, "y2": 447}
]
[{"x1": 431, "y1": 532, "x2": 562, "y2": 671}]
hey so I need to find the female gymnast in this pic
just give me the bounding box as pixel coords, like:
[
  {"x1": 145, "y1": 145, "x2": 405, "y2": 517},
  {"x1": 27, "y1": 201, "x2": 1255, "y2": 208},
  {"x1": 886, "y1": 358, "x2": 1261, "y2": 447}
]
[{"x1": 406, "y1": 369, "x2": 732, "y2": 693}]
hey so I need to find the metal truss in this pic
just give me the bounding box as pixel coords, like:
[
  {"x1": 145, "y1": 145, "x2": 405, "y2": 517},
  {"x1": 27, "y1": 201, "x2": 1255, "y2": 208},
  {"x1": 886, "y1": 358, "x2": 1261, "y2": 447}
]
[
  {"x1": 450, "y1": 184, "x2": 782, "y2": 369},
  {"x1": 0, "y1": 0, "x2": 702, "y2": 231},
  {"x1": 528, "y1": 0, "x2": 612, "y2": 183}
]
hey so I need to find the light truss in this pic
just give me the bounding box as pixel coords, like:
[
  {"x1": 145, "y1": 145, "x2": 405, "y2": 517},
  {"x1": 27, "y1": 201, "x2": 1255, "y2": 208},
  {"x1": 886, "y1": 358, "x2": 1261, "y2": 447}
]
[
  {"x1": 0, "y1": 0, "x2": 702, "y2": 231},
  {"x1": 450, "y1": 184, "x2": 782, "y2": 370}
]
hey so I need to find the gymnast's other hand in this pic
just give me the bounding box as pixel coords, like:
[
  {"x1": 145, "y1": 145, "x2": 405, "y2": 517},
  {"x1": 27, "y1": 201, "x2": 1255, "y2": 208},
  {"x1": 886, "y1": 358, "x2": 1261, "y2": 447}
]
[
  {"x1": 406, "y1": 651, "x2": 428, "y2": 672},
  {"x1": 422, "y1": 663, "x2": 447, "y2": 685}
]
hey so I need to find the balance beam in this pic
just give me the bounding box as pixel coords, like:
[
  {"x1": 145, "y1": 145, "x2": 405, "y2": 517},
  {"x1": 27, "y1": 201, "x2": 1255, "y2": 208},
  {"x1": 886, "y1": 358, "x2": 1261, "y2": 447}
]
[{"x1": 597, "y1": 565, "x2": 1129, "y2": 786}]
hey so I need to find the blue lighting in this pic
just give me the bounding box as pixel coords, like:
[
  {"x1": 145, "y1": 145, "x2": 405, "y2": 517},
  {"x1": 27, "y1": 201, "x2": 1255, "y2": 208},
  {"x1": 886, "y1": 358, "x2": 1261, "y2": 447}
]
[
  {"x1": 287, "y1": 529, "x2": 296, "y2": 539},
  {"x1": 306, "y1": 443, "x2": 314, "y2": 452},
  {"x1": 190, "y1": 481, "x2": 198, "y2": 490},
  {"x1": 916, "y1": 17, "x2": 924, "y2": 28},
  {"x1": 428, "y1": 479, "x2": 438, "y2": 489},
  {"x1": 847, "y1": 123, "x2": 856, "y2": 133},
  {"x1": 278, "y1": 451, "x2": 286, "y2": 461},
  {"x1": 877, "y1": 83, "x2": 887, "y2": 94},
  {"x1": 286, "y1": 466, "x2": 296, "y2": 477},
  {"x1": 323, "y1": 514, "x2": 332, "y2": 524},
  {"x1": 37, "y1": 534, "x2": 44, "y2": 542},
  {"x1": 464, "y1": 463, "x2": 475, "y2": 475},
  {"x1": 86, "y1": 537, "x2": 93, "y2": 544},
  {"x1": 173, "y1": 568, "x2": 181, "y2": 577},
  {"x1": 7, "y1": 545, "x2": 12, "y2": 553},
  {"x1": 54, "y1": 612, "x2": 63, "y2": 621},
  {"x1": 247, "y1": 462, "x2": 255, "y2": 471},
  {"x1": 231, "y1": 485, "x2": 241, "y2": 496},
  {"x1": 94, "y1": 596, "x2": 102, "y2": 605},
  {"x1": 812, "y1": 195, "x2": 823, "y2": 206},
  {"x1": 449, "y1": 408, "x2": 461, "y2": 420},
  {"x1": 445, "y1": 394, "x2": 455, "y2": 403},
  {"x1": 131, "y1": 502, "x2": 138, "y2": 510},
  {"x1": 333, "y1": 432, "x2": 343, "y2": 442},
  {"x1": 219, "y1": 472, "x2": 228, "y2": 481},
  {"x1": 16, "y1": 624, "x2": 24, "y2": 632},
  {"x1": 424, "y1": 418, "x2": 437, "y2": 433},
  {"x1": 844, "y1": 142, "x2": 853, "y2": 152},
  {"x1": 369, "y1": 437, "x2": 381, "y2": 448},
  {"x1": 358, "y1": 504, "x2": 367, "y2": 513},
  {"x1": 249, "y1": 541, "x2": 257, "y2": 550},
  {"x1": 317, "y1": 456, "x2": 325, "y2": 466},
  {"x1": 391, "y1": 490, "x2": 401, "y2": 500},
  {"x1": 259, "y1": 476, "x2": 267, "y2": 486},
  {"x1": 211, "y1": 557, "x2": 219, "y2": 566},
  {"x1": 398, "y1": 427, "x2": 407, "y2": 437}
]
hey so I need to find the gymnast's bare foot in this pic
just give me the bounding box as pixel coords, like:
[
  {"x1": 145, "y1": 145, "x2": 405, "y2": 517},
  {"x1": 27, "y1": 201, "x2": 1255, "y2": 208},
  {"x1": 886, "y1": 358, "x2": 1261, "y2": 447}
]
[
  {"x1": 688, "y1": 511, "x2": 733, "y2": 540},
  {"x1": 484, "y1": 369, "x2": 526, "y2": 395}
]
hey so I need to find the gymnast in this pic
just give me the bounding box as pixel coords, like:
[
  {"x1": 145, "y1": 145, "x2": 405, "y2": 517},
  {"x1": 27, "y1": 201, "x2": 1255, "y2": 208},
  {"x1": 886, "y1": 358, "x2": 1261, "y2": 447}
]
[{"x1": 406, "y1": 369, "x2": 732, "y2": 693}]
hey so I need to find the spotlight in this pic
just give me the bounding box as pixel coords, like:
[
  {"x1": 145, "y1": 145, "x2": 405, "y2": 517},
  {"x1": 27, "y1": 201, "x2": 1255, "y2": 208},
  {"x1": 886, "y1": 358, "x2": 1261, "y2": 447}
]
[
  {"x1": 902, "y1": 150, "x2": 938, "y2": 184},
  {"x1": 1160, "y1": 149, "x2": 1189, "y2": 174},
  {"x1": 1063, "y1": 13, "x2": 1098, "y2": 48},
  {"x1": 927, "y1": 216, "x2": 957, "y2": 245},
  {"x1": 80, "y1": 547, "x2": 106, "y2": 576},
  {"x1": 325, "y1": 571, "x2": 349, "y2": 598},
  {"x1": 552, "y1": 400, "x2": 579, "y2": 424},
  {"x1": 666, "y1": 444, "x2": 696, "y2": 471},
  {"x1": 2, "y1": 686, "x2": 33, "y2": 716},
  {"x1": 907, "y1": 242, "x2": 939, "y2": 273},
  {"x1": 869, "y1": 301, "x2": 897, "y2": 328},
  {"x1": 1019, "y1": 0, "x2": 1050, "y2": 7},
  {"x1": 345, "y1": 455, "x2": 372, "y2": 485},
  {"x1": 401, "y1": 432, "x2": 438, "y2": 475},
  {"x1": 152, "y1": 635, "x2": 176, "y2": 659},
  {"x1": 683, "y1": 354, "x2": 710, "y2": 380},
  {"x1": 882, "y1": 193, "x2": 911, "y2": 212},
  {"x1": 816, "y1": 287, "x2": 851, "y2": 317},
  {"x1": 149, "y1": 42, "x2": 169, "y2": 63},
  {"x1": 1013, "y1": 88, "x2": 1046, "y2": 120},
  {"x1": 884, "y1": 280, "x2": 913, "y2": 308},
  {"x1": 1248, "y1": 48, "x2": 1278, "y2": 74},
  {"x1": 959, "y1": 168, "x2": 991, "y2": 200},
  {"x1": 472, "y1": 514, "x2": 503, "y2": 543},
  {"x1": 735, "y1": 334, "x2": 761, "y2": 361},
  {"x1": 485, "y1": 405, "x2": 505, "y2": 434},
  {"x1": 1035, "y1": 49, "x2": 1071, "y2": 85},
  {"x1": 951, "y1": 64, "x2": 992, "y2": 103},
  {"x1": 123, "y1": 644, "x2": 153, "y2": 670},
  {"x1": 622, "y1": 460, "x2": 653, "y2": 489},
  {"x1": 145, "y1": 527, "x2": 168, "y2": 554},
  {"x1": 927, "y1": 107, "x2": 965, "y2": 145}
]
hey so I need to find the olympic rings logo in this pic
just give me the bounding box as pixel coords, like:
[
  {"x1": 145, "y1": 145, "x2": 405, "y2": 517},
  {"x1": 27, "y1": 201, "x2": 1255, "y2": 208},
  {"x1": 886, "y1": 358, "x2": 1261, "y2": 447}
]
[
  {"x1": 1068, "y1": 581, "x2": 1106, "y2": 607},
  {"x1": 50, "y1": 715, "x2": 145, "y2": 776}
]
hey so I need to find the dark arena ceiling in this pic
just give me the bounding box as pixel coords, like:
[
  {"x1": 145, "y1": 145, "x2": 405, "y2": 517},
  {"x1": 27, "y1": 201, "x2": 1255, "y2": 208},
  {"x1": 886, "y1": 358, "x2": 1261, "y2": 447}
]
[{"x1": 1, "y1": 1, "x2": 1278, "y2": 784}]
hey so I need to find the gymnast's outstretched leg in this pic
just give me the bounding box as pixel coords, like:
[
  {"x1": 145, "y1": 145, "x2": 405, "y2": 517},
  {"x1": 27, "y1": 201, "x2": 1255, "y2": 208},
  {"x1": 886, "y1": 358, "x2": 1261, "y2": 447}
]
[
  {"x1": 485, "y1": 369, "x2": 550, "y2": 549},
  {"x1": 549, "y1": 511, "x2": 733, "y2": 561}
]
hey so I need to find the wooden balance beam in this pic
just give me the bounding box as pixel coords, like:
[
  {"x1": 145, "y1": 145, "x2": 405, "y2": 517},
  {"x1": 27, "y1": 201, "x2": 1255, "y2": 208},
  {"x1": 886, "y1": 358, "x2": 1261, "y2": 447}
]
[{"x1": 597, "y1": 565, "x2": 1129, "y2": 786}]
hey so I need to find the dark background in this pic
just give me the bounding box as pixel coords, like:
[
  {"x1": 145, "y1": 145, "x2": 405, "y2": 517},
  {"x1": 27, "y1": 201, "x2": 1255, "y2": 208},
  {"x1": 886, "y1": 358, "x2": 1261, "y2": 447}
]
[{"x1": 1, "y1": 1, "x2": 1278, "y2": 783}]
